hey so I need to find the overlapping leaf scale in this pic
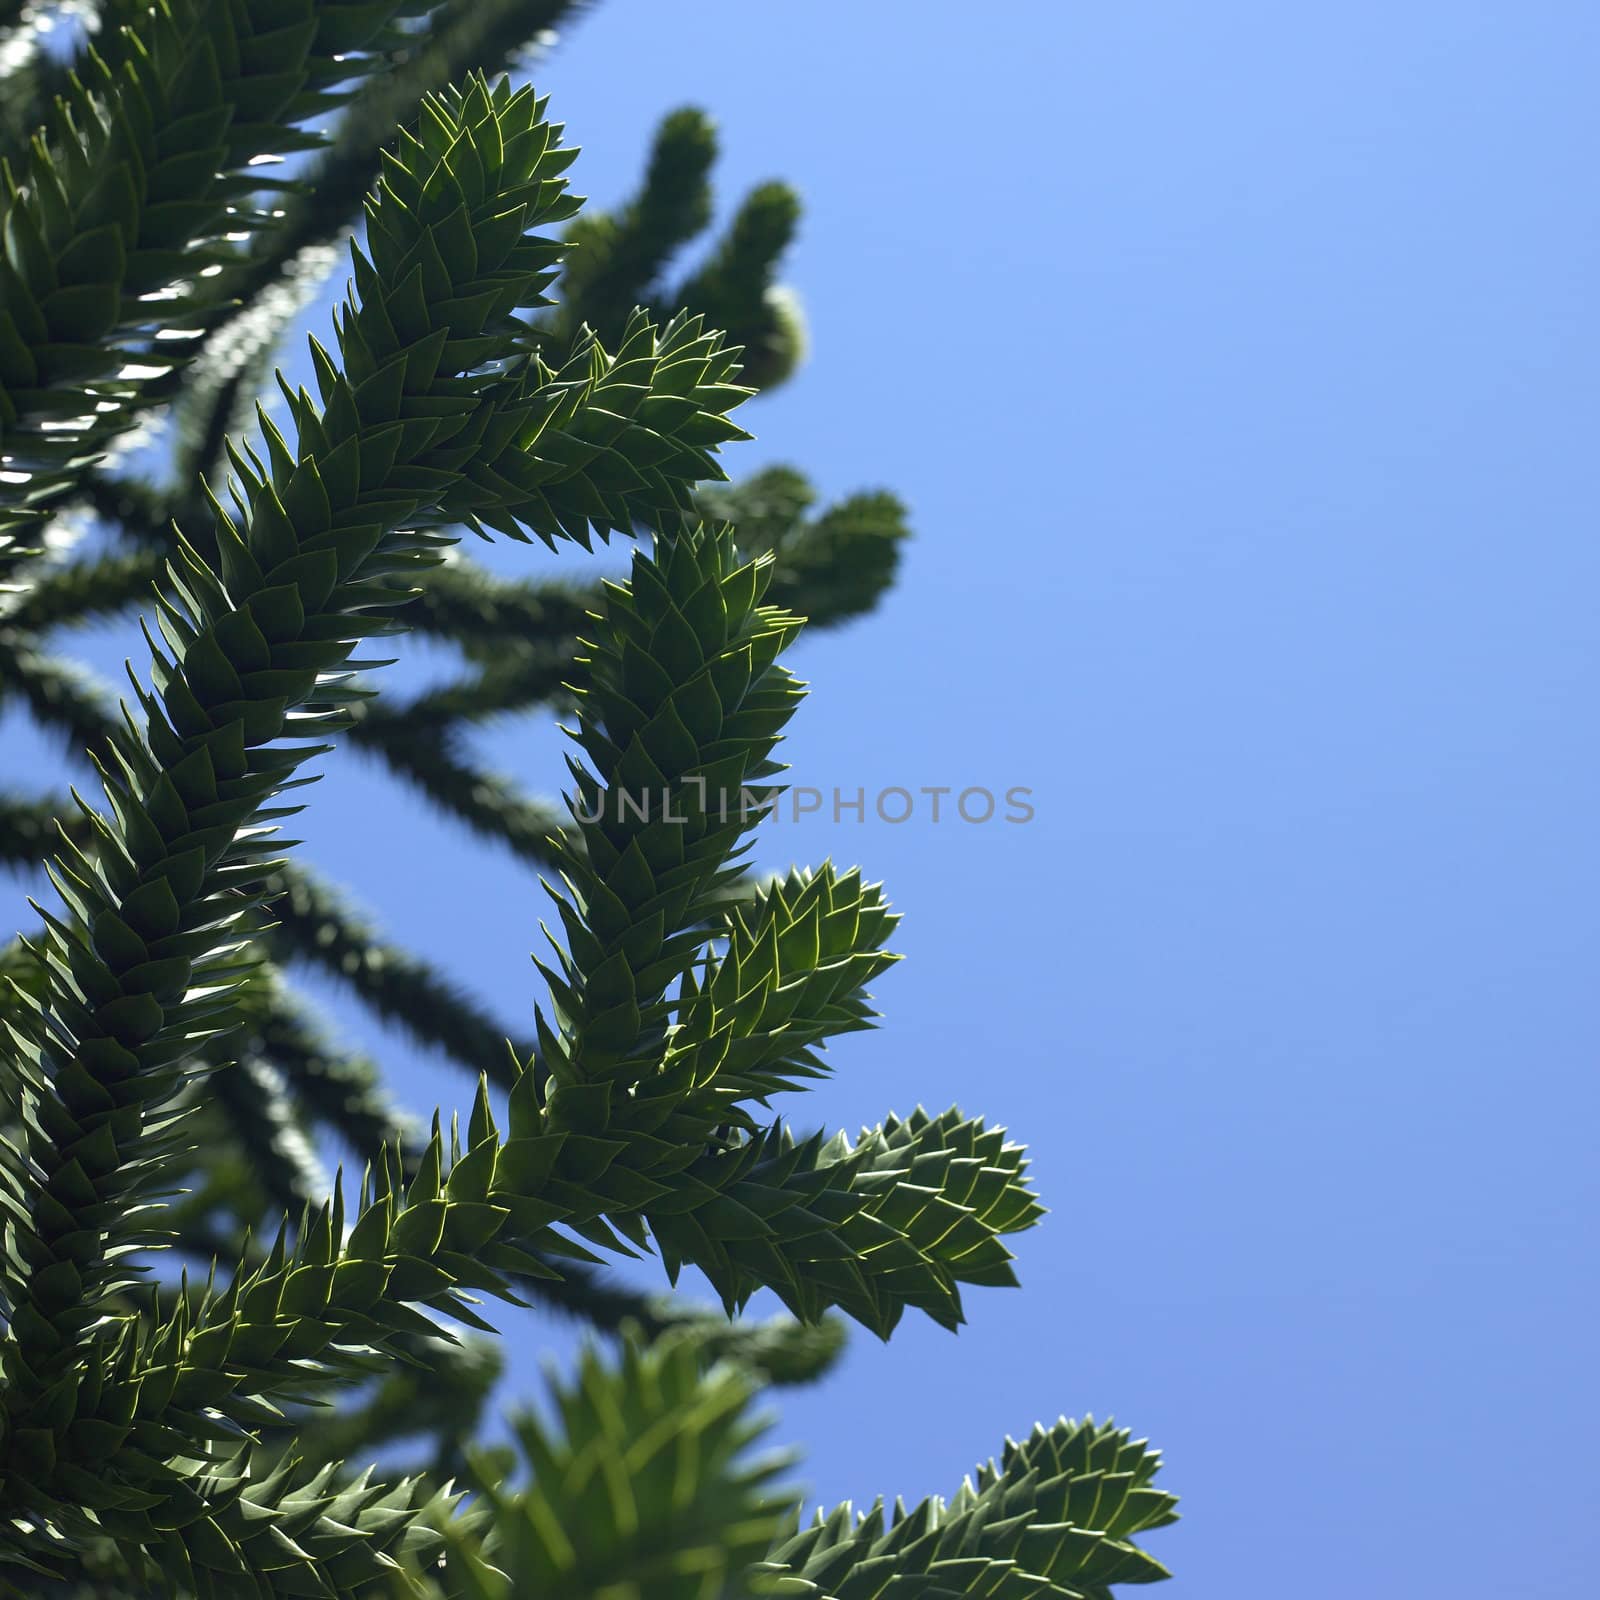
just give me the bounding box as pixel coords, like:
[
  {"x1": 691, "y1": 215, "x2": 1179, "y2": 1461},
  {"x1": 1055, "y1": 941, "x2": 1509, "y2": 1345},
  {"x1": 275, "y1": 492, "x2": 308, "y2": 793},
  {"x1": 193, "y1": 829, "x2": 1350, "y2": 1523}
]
[
  {"x1": 762, "y1": 1416, "x2": 1175, "y2": 1599},
  {"x1": 509, "y1": 526, "x2": 1041, "y2": 1335},
  {"x1": 102, "y1": 1439, "x2": 465, "y2": 1600},
  {"x1": 6, "y1": 1090, "x2": 505, "y2": 1587},
  {"x1": 3, "y1": 661, "x2": 1034, "y2": 1576},
  {"x1": 38, "y1": 513, "x2": 1039, "y2": 1532},
  {"x1": 455, "y1": 310, "x2": 754, "y2": 548},
  {"x1": 80, "y1": 1086, "x2": 1038, "y2": 1450},
  {"x1": 290, "y1": 104, "x2": 751, "y2": 548},
  {"x1": 410, "y1": 1349, "x2": 1176, "y2": 1600},
  {"x1": 0, "y1": 70, "x2": 568, "y2": 1414},
  {"x1": 0, "y1": 0, "x2": 439, "y2": 537},
  {"x1": 35, "y1": 1075, "x2": 641, "y2": 1569},
  {"x1": 0, "y1": 67, "x2": 1090, "y2": 1593},
  {"x1": 0, "y1": 75, "x2": 752, "y2": 1575},
  {"x1": 5, "y1": 507, "x2": 1020, "y2": 1523},
  {"x1": 666, "y1": 863, "x2": 903, "y2": 1116},
  {"x1": 533, "y1": 523, "x2": 806, "y2": 1093},
  {"x1": 521, "y1": 536, "x2": 904, "y2": 1176},
  {"x1": 647, "y1": 1106, "x2": 1042, "y2": 1339}
]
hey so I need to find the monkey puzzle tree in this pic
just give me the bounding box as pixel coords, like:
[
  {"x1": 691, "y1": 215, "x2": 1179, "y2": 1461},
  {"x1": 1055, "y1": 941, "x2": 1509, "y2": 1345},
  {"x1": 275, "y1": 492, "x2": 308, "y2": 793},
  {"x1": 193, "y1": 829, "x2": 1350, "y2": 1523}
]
[
  {"x1": 0, "y1": 4, "x2": 1179, "y2": 1595},
  {"x1": 0, "y1": 1, "x2": 912, "y2": 1426}
]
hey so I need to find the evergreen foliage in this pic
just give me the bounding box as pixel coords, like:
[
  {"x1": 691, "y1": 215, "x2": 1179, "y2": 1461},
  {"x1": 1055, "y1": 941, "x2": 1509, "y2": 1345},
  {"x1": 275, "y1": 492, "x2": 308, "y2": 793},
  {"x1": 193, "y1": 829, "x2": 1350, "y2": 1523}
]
[
  {"x1": 0, "y1": 3, "x2": 1177, "y2": 1594},
  {"x1": 1, "y1": 0, "x2": 908, "y2": 1352}
]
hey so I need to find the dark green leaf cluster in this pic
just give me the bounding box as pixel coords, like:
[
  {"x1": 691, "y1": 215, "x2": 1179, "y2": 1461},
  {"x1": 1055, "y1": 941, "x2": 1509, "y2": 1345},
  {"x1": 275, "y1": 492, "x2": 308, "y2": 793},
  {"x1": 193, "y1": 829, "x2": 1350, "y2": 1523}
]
[
  {"x1": 419, "y1": 1334, "x2": 1177, "y2": 1600},
  {"x1": 0, "y1": 0, "x2": 440, "y2": 541},
  {"x1": 0, "y1": 74, "x2": 773, "y2": 1589},
  {"x1": 0, "y1": 16, "x2": 1180, "y2": 1595},
  {"x1": 535, "y1": 526, "x2": 809, "y2": 1086},
  {"x1": 1, "y1": 28, "x2": 903, "y2": 1296},
  {"x1": 767, "y1": 1418, "x2": 1178, "y2": 1597}
]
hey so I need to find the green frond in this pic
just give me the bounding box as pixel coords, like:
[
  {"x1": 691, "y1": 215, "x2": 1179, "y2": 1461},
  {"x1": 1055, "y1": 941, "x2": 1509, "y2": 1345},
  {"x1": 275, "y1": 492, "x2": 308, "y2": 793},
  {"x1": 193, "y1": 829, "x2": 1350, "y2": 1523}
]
[
  {"x1": 537, "y1": 106, "x2": 806, "y2": 394},
  {"x1": 0, "y1": 480, "x2": 1032, "y2": 1580},
  {"x1": 402, "y1": 557, "x2": 594, "y2": 652},
  {"x1": 172, "y1": 241, "x2": 346, "y2": 488},
  {"x1": 0, "y1": 53, "x2": 1169, "y2": 1595},
  {"x1": 651, "y1": 1106, "x2": 1041, "y2": 1338},
  {"x1": 667, "y1": 863, "x2": 902, "y2": 1114},
  {"x1": 417, "y1": 1351, "x2": 1176, "y2": 1600},
  {"x1": 0, "y1": 76, "x2": 752, "y2": 1577},
  {"x1": 165, "y1": 1448, "x2": 465, "y2": 1597},
  {"x1": 527, "y1": 1262, "x2": 849, "y2": 1391},
  {"x1": 690, "y1": 1306, "x2": 847, "y2": 1389},
  {"x1": 764, "y1": 1416, "x2": 1178, "y2": 1598},
  {"x1": 55, "y1": 1082, "x2": 1032, "y2": 1473},
  {"x1": 11, "y1": 468, "x2": 898, "y2": 668},
  {"x1": 209, "y1": 1053, "x2": 330, "y2": 1217},
  {"x1": 0, "y1": 648, "x2": 546, "y2": 1068},
  {"x1": 534, "y1": 522, "x2": 807, "y2": 1092}
]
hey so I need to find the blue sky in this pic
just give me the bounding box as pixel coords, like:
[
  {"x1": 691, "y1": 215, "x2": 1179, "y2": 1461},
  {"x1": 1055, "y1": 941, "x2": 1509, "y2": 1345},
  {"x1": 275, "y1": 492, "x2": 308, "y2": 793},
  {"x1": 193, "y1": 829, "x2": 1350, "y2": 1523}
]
[{"x1": 6, "y1": 2, "x2": 1600, "y2": 1593}]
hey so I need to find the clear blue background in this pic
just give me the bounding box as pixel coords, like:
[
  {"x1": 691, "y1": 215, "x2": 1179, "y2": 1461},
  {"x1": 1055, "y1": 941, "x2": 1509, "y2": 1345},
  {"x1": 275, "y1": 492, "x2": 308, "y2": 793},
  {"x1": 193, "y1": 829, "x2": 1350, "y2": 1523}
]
[{"x1": 6, "y1": 2, "x2": 1600, "y2": 1593}]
